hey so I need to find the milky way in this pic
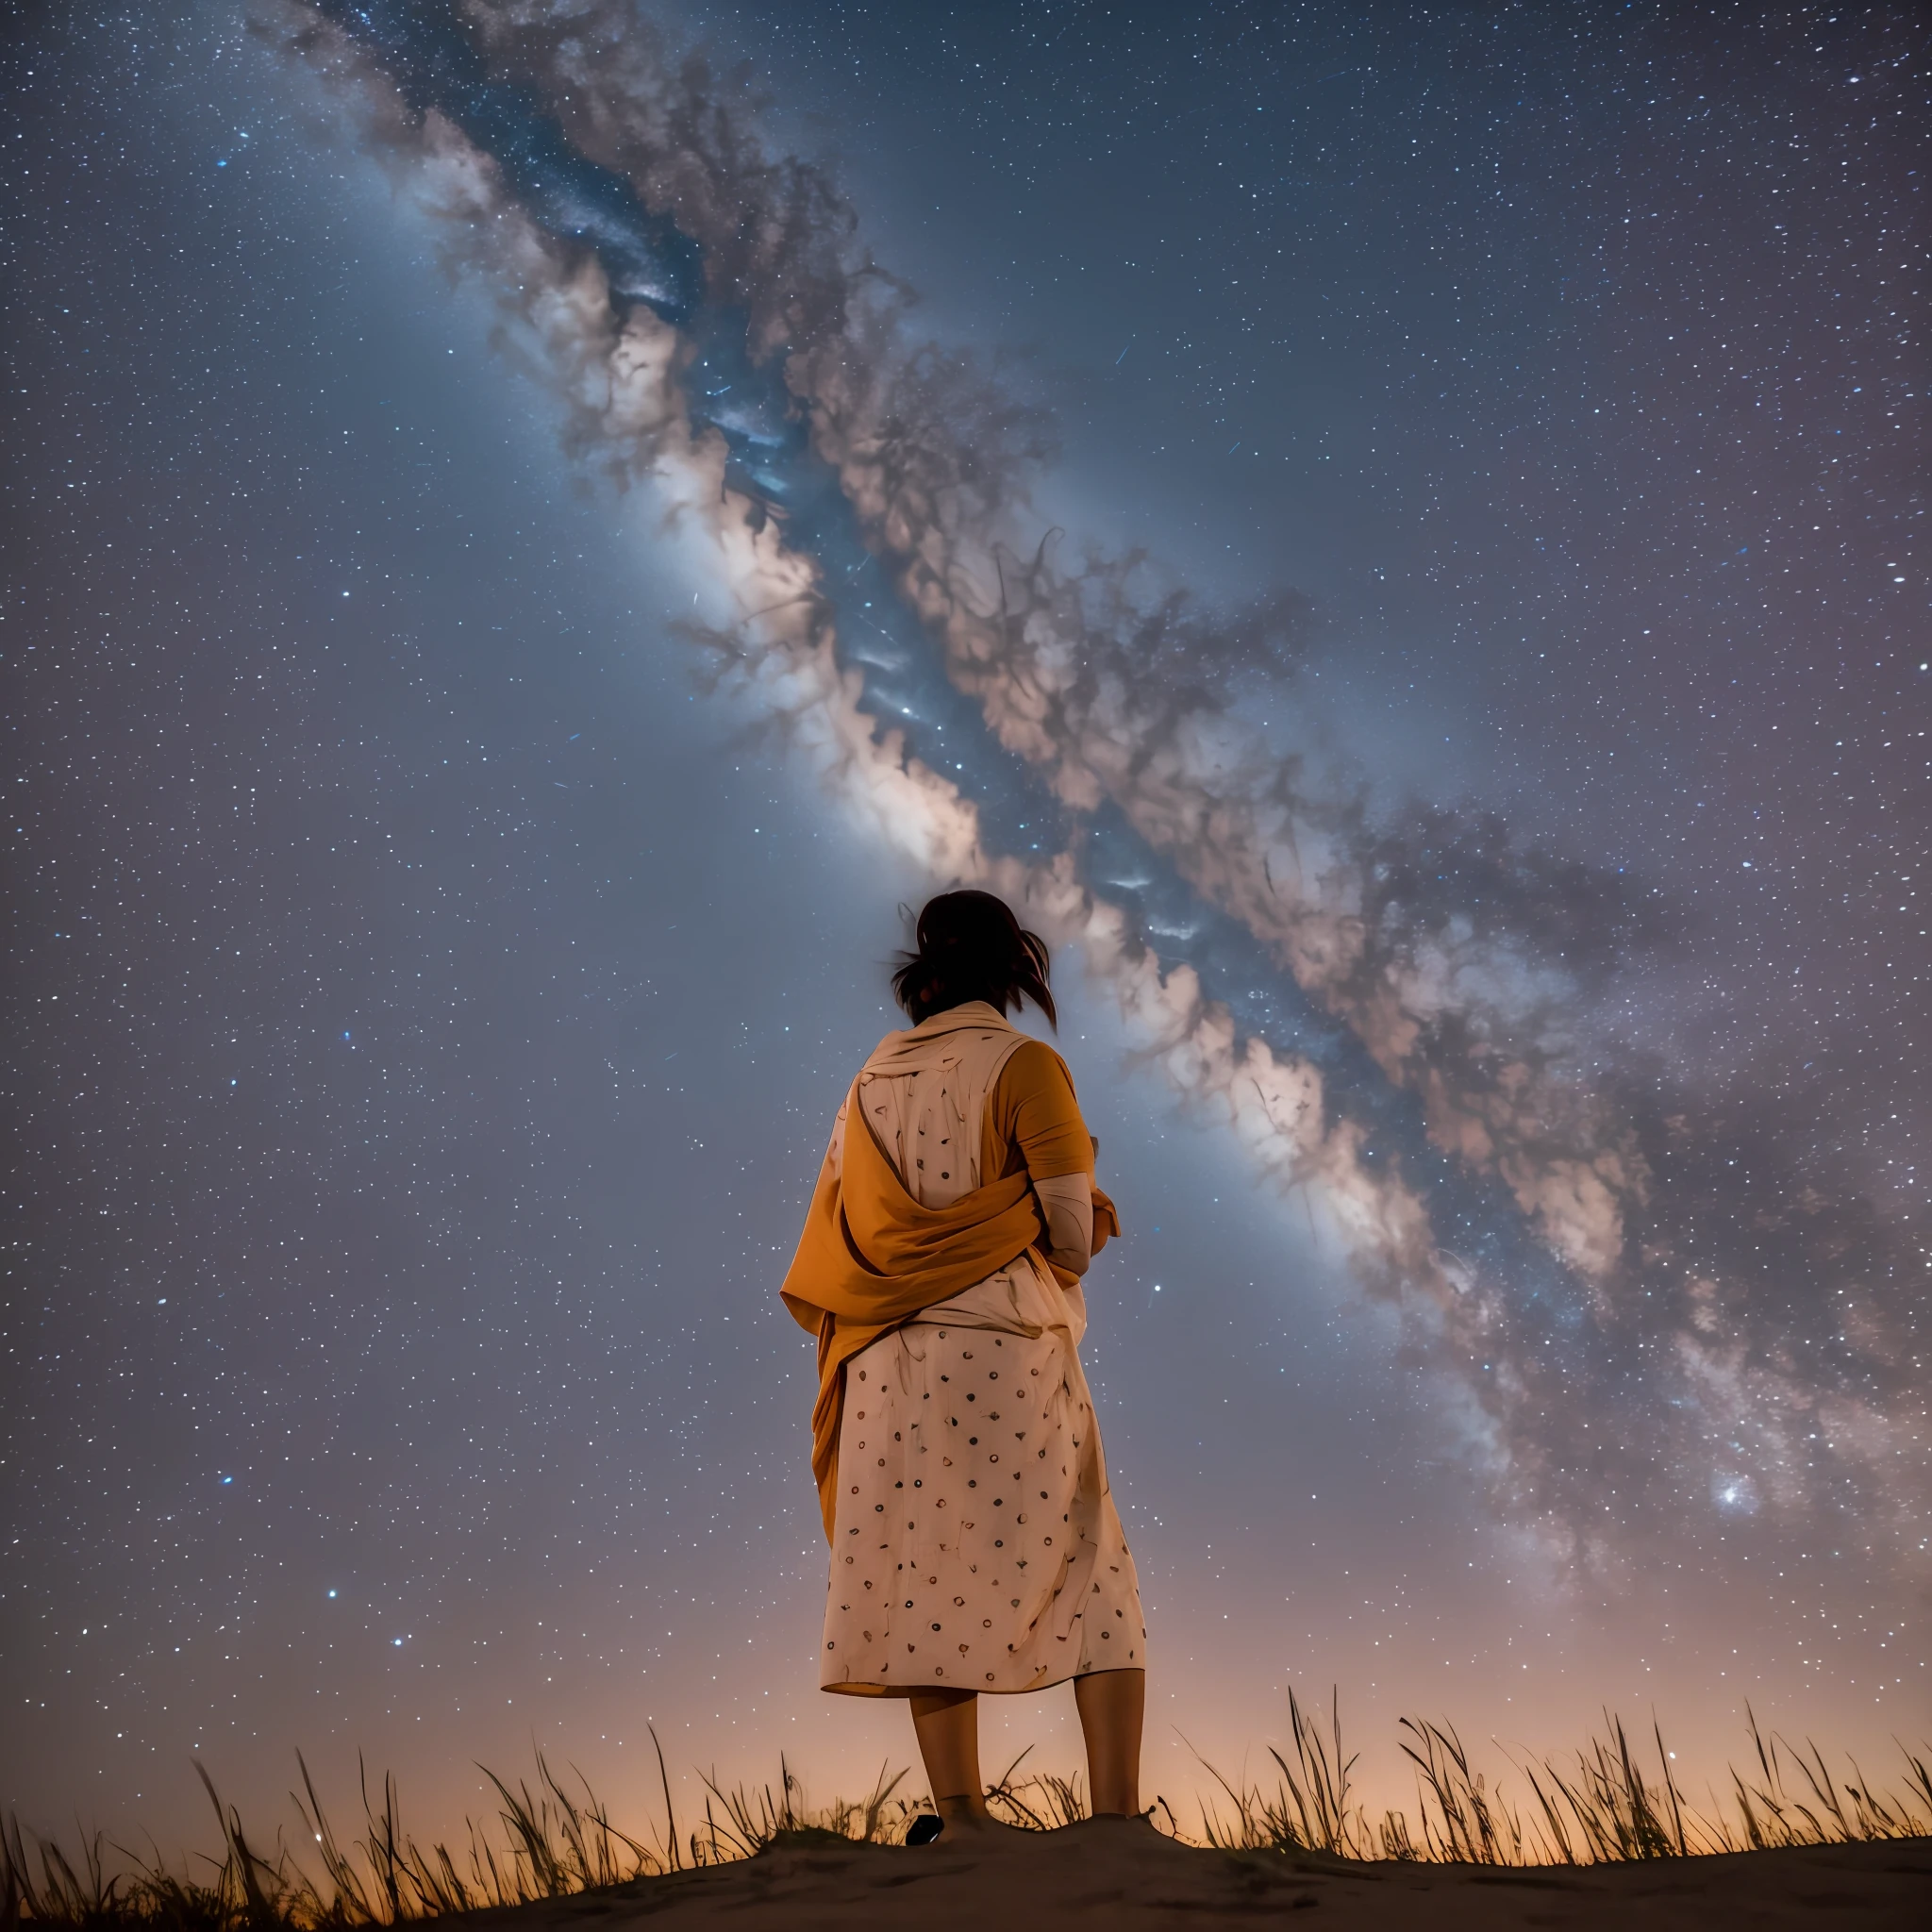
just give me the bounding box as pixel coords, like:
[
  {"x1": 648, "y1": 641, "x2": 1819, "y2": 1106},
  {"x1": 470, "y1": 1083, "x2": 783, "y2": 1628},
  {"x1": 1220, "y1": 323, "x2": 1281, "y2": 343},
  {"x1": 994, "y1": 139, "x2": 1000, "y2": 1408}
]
[{"x1": 281, "y1": 0, "x2": 1927, "y2": 1565}]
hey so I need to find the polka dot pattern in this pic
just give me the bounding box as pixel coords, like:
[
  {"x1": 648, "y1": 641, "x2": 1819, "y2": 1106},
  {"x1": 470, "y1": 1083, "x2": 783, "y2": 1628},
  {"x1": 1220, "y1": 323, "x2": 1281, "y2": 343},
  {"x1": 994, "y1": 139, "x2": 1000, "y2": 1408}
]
[{"x1": 821, "y1": 1316, "x2": 1144, "y2": 1692}]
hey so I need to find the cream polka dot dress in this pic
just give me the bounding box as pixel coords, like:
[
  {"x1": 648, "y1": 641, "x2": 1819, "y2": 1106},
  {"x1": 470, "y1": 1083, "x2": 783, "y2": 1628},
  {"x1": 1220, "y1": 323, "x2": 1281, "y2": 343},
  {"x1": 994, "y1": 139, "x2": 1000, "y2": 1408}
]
[{"x1": 819, "y1": 1008, "x2": 1145, "y2": 1695}]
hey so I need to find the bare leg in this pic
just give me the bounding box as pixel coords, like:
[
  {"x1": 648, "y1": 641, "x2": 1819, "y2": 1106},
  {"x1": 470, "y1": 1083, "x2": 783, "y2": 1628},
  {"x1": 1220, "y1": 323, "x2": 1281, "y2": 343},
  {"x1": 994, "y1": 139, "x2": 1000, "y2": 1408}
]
[
  {"x1": 909, "y1": 1690, "x2": 988, "y2": 1829},
  {"x1": 1074, "y1": 1668, "x2": 1145, "y2": 1816}
]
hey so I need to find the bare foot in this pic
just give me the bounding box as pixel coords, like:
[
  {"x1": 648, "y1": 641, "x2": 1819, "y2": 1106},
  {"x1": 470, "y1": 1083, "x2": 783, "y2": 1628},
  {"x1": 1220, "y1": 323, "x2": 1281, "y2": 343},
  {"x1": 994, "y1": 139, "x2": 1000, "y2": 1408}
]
[{"x1": 929, "y1": 1805, "x2": 1034, "y2": 1843}]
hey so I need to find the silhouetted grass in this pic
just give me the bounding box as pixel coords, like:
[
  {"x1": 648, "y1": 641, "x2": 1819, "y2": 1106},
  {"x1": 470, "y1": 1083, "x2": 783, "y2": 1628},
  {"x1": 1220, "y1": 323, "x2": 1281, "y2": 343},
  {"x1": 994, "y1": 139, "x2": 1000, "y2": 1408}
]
[
  {"x1": 6, "y1": 1702, "x2": 1930, "y2": 1927},
  {"x1": 1190, "y1": 1687, "x2": 1361, "y2": 1857},
  {"x1": 0, "y1": 1731, "x2": 924, "y2": 1932},
  {"x1": 1185, "y1": 1693, "x2": 1932, "y2": 1865},
  {"x1": 982, "y1": 1748, "x2": 1090, "y2": 1832}
]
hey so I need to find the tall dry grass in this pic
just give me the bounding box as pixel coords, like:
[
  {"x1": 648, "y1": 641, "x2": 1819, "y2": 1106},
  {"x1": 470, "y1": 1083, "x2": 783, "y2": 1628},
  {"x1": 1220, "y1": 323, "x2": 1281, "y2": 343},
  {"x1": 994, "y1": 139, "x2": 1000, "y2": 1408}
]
[
  {"x1": 5, "y1": 1701, "x2": 1929, "y2": 1928},
  {"x1": 1186, "y1": 1690, "x2": 1932, "y2": 1865}
]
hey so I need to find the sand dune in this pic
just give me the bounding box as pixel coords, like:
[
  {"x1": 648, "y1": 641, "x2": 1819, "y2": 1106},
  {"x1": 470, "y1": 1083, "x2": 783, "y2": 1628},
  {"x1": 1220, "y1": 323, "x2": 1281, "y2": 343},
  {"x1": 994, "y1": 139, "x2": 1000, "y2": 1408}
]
[{"x1": 459, "y1": 1818, "x2": 1931, "y2": 1928}]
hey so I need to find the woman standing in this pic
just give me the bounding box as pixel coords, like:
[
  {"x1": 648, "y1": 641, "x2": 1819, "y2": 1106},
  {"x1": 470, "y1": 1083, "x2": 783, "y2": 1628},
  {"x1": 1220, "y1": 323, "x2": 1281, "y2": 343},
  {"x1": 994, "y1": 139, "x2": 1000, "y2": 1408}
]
[{"x1": 781, "y1": 891, "x2": 1146, "y2": 1840}]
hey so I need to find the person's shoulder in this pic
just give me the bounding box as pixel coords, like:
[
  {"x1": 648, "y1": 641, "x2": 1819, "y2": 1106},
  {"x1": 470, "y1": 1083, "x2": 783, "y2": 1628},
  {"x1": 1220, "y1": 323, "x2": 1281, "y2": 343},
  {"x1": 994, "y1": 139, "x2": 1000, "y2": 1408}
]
[
  {"x1": 1001, "y1": 1034, "x2": 1077, "y2": 1093},
  {"x1": 858, "y1": 1025, "x2": 915, "y2": 1068}
]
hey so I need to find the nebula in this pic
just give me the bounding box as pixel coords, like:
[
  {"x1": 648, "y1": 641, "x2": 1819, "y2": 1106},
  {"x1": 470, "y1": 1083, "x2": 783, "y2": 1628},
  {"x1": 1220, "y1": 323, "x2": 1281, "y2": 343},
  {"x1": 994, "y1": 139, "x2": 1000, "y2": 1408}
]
[{"x1": 275, "y1": 0, "x2": 1925, "y2": 1583}]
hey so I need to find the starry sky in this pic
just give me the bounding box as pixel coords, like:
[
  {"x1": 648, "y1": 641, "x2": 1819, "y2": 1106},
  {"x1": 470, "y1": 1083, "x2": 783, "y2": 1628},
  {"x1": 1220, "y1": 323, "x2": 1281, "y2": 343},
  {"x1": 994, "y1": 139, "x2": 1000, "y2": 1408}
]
[{"x1": 3, "y1": 0, "x2": 1925, "y2": 1852}]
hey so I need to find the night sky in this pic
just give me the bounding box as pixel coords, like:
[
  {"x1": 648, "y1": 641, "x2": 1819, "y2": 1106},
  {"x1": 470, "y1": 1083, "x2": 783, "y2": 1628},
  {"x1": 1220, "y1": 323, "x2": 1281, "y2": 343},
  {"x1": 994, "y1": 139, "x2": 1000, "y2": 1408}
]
[{"x1": 4, "y1": 1, "x2": 1925, "y2": 1850}]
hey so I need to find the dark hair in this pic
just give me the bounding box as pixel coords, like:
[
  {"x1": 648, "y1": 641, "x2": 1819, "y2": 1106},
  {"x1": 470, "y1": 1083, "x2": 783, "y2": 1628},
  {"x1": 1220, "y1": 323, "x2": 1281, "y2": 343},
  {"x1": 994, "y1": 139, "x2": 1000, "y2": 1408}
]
[{"x1": 891, "y1": 890, "x2": 1057, "y2": 1029}]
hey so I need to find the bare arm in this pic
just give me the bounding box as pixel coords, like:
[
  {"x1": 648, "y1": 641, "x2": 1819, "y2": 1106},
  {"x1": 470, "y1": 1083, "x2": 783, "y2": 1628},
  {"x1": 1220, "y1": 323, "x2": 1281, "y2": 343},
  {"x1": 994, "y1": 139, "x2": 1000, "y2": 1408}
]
[{"x1": 1032, "y1": 1170, "x2": 1093, "y2": 1277}]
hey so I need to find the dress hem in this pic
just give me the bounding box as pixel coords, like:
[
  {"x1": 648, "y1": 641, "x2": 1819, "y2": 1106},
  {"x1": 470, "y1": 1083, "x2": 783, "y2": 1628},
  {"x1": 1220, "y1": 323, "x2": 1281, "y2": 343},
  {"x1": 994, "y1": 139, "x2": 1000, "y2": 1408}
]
[{"x1": 820, "y1": 1661, "x2": 1141, "y2": 1699}]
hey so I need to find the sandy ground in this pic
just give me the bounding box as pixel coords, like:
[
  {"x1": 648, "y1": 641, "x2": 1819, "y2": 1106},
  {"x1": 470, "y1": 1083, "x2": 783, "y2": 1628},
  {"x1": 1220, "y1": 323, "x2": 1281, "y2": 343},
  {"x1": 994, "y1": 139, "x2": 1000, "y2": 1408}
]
[{"x1": 462, "y1": 1820, "x2": 1932, "y2": 1928}]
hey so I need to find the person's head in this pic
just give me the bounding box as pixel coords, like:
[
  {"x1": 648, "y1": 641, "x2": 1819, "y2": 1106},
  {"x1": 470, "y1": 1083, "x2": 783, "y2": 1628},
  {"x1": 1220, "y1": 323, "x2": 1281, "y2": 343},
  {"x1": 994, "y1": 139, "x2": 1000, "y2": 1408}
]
[{"x1": 891, "y1": 890, "x2": 1057, "y2": 1029}]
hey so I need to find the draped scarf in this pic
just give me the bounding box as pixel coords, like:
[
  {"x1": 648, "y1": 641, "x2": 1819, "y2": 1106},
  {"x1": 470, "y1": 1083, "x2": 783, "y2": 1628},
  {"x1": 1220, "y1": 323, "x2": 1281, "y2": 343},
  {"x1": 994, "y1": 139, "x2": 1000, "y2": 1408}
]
[{"x1": 780, "y1": 1088, "x2": 1117, "y2": 1539}]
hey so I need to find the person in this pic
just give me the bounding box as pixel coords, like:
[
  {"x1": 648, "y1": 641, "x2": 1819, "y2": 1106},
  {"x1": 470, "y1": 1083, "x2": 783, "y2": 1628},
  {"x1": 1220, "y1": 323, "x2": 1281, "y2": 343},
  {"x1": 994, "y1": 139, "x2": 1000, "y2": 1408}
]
[{"x1": 781, "y1": 890, "x2": 1146, "y2": 1840}]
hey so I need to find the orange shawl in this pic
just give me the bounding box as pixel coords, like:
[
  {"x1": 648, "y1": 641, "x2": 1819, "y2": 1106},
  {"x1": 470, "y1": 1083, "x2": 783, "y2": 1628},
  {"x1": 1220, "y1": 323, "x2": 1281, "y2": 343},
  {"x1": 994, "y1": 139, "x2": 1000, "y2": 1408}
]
[{"x1": 780, "y1": 1099, "x2": 1118, "y2": 1539}]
